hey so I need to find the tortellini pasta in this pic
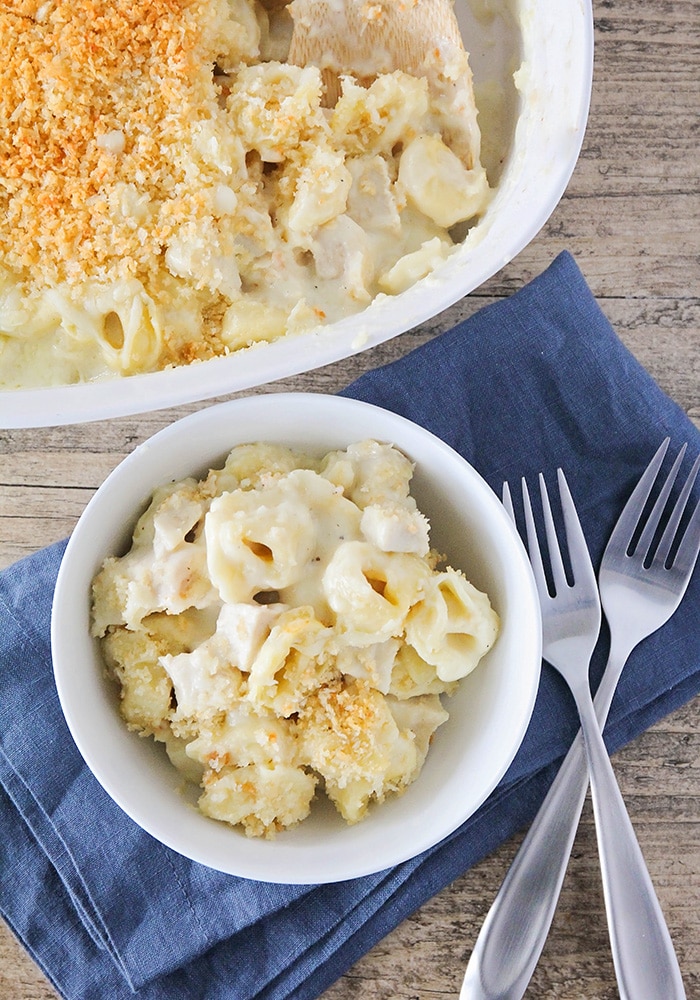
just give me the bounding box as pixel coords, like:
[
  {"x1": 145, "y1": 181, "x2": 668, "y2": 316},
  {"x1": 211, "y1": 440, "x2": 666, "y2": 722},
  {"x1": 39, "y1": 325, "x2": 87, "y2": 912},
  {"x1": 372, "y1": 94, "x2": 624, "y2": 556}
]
[{"x1": 92, "y1": 439, "x2": 499, "y2": 838}]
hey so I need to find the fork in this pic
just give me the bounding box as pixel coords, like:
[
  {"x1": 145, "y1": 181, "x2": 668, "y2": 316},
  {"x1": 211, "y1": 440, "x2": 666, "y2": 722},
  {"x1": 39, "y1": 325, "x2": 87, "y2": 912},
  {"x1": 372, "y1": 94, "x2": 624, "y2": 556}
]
[{"x1": 461, "y1": 445, "x2": 698, "y2": 1000}]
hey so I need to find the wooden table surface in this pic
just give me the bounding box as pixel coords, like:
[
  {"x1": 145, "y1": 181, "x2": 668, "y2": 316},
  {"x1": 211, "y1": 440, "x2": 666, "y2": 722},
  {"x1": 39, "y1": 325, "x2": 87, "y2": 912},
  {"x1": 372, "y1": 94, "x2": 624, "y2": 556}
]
[{"x1": 1, "y1": 0, "x2": 698, "y2": 996}]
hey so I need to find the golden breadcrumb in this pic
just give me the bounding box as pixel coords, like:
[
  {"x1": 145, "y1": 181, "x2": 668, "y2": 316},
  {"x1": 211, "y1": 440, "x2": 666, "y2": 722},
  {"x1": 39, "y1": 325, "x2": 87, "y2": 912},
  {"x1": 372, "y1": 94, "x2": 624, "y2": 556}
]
[{"x1": 0, "y1": 0, "x2": 239, "y2": 286}]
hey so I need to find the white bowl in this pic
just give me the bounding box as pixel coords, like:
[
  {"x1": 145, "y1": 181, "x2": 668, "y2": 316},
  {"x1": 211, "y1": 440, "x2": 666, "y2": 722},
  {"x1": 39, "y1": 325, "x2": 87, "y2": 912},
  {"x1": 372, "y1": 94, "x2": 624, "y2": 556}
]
[
  {"x1": 2, "y1": 0, "x2": 593, "y2": 428},
  {"x1": 52, "y1": 393, "x2": 541, "y2": 883}
]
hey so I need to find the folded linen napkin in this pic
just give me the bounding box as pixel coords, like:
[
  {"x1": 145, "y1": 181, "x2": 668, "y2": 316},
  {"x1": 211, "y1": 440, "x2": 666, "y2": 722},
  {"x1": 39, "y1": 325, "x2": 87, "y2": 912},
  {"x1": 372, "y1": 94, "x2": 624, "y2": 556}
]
[{"x1": 0, "y1": 251, "x2": 698, "y2": 1000}]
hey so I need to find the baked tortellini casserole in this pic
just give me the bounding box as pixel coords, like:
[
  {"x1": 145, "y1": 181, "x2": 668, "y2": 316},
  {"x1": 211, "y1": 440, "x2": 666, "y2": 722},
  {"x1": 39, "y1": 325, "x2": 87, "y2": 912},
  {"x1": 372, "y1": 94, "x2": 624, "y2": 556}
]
[
  {"x1": 1, "y1": 0, "x2": 490, "y2": 388},
  {"x1": 91, "y1": 440, "x2": 499, "y2": 837}
]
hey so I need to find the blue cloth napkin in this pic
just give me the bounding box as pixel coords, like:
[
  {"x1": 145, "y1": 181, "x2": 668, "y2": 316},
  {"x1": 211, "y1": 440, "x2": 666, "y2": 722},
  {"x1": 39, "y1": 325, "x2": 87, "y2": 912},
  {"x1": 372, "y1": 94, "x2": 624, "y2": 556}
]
[{"x1": 1, "y1": 251, "x2": 698, "y2": 1000}]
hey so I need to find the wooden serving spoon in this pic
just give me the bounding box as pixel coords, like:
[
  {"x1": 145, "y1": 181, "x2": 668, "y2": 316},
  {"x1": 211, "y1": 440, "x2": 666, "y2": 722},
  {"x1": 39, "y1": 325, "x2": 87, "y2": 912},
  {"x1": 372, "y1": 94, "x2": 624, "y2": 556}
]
[{"x1": 287, "y1": 0, "x2": 482, "y2": 169}]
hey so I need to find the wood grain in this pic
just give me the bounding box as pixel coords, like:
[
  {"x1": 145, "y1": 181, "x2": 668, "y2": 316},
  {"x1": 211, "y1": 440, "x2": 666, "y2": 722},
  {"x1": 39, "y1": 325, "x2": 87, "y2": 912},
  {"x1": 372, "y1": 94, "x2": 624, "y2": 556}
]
[{"x1": 0, "y1": 0, "x2": 698, "y2": 996}]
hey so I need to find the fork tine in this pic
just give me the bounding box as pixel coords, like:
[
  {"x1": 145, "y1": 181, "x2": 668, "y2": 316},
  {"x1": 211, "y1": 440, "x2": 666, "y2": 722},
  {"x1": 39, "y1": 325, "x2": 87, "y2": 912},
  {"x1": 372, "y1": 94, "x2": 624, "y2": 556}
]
[
  {"x1": 538, "y1": 473, "x2": 569, "y2": 594},
  {"x1": 635, "y1": 443, "x2": 687, "y2": 561},
  {"x1": 605, "y1": 438, "x2": 670, "y2": 556},
  {"x1": 556, "y1": 468, "x2": 599, "y2": 594},
  {"x1": 669, "y1": 486, "x2": 700, "y2": 577},
  {"x1": 502, "y1": 480, "x2": 515, "y2": 522},
  {"x1": 654, "y1": 452, "x2": 700, "y2": 568},
  {"x1": 521, "y1": 478, "x2": 550, "y2": 604}
]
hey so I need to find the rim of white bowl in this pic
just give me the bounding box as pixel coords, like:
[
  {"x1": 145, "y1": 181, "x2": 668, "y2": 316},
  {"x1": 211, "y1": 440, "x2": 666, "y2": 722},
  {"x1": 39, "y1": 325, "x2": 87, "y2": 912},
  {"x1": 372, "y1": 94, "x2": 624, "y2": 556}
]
[
  {"x1": 51, "y1": 394, "x2": 542, "y2": 882},
  {"x1": 2, "y1": 1, "x2": 594, "y2": 428}
]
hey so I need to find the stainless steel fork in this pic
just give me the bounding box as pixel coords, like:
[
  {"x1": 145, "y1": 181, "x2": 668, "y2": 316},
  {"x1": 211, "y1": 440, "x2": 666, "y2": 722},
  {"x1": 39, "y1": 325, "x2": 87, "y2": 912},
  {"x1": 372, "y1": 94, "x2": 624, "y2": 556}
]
[{"x1": 462, "y1": 446, "x2": 698, "y2": 1000}]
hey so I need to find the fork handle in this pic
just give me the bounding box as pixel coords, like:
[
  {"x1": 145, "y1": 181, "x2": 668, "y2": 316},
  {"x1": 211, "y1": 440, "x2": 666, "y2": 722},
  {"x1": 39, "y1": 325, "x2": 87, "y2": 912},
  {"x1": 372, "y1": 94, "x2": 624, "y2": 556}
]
[
  {"x1": 460, "y1": 641, "x2": 684, "y2": 1000},
  {"x1": 460, "y1": 732, "x2": 589, "y2": 999},
  {"x1": 575, "y1": 686, "x2": 686, "y2": 1000},
  {"x1": 460, "y1": 642, "x2": 630, "y2": 1000}
]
